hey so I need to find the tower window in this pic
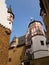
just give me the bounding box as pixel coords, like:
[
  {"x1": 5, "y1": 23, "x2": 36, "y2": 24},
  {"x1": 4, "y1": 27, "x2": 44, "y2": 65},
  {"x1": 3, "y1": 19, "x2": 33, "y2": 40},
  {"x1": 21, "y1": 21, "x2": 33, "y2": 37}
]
[
  {"x1": 40, "y1": 41, "x2": 44, "y2": 45},
  {"x1": 8, "y1": 58, "x2": 12, "y2": 62}
]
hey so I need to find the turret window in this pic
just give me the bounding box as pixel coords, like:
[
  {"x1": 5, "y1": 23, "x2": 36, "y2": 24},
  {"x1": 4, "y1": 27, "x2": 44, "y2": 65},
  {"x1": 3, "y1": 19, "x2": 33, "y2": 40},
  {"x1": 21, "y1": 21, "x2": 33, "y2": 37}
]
[{"x1": 40, "y1": 41, "x2": 44, "y2": 45}]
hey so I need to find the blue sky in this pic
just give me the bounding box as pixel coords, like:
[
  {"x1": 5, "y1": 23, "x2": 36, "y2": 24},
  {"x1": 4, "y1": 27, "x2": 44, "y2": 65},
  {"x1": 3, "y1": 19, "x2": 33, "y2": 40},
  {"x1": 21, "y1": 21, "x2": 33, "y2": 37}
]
[{"x1": 6, "y1": 0, "x2": 45, "y2": 42}]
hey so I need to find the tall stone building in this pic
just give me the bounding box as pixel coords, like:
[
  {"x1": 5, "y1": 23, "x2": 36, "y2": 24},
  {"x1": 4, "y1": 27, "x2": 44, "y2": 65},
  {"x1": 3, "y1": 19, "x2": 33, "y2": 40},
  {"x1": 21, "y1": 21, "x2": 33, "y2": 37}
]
[
  {"x1": 7, "y1": 35, "x2": 25, "y2": 65},
  {"x1": 39, "y1": 0, "x2": 49, "y2": 54},
  {"x1": 39, "y1": 0, "x2": 49, "y2": 39},
  {"x1": 0, "y1": 0, "x2": 14, "y2": 65}
]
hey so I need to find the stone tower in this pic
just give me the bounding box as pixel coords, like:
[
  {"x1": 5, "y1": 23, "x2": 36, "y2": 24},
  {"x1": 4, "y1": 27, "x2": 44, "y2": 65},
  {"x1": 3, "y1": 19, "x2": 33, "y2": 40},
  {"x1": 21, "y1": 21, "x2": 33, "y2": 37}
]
[
  {"x1": 39, "y1": 0, "x2": 49, "y2": 39},
  {"x1": 0, "y1": 0, "x2": 14, "y2": 65},
  {"x1": 39, "y1": 0, "x2": 49, "y2": 52},
  {"x1": 25, "y1": 20, "x2": 49, "y2": 60}
]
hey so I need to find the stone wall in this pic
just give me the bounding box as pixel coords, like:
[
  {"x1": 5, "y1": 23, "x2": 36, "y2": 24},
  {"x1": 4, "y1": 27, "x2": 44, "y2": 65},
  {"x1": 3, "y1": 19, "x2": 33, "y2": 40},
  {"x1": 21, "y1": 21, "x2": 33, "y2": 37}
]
[
  {"x1": 40, "y1": 0, "x2": 49, "y2": 39},
  {"x1": 0, "y1": 25, "x2": 10, "y2": 65},
  {"x1": 7, "y1": 46, "x2": 25, "y2": 65},
  {"x1": 30, "y1": 56, "x2": 49, "y2": 65}
]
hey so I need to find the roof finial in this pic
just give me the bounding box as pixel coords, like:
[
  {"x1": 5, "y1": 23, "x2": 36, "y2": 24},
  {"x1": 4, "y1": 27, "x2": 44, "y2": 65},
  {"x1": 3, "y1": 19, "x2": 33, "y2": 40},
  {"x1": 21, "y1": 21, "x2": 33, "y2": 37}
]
[
  {"x1": 30, "y1": 17, "x2": 33, "y2": 22},
  {"x1": 30, "y1": 17, "x2": 32, "y2": 22}
]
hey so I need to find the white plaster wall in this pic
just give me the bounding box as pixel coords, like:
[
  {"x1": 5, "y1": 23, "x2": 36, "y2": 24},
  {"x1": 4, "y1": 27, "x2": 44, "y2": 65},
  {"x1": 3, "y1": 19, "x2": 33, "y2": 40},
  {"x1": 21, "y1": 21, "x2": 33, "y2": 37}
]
[
  {"x1": 0, "y1": 0, "x2": 12, "y2": 30},
  {"x1": 31, "y1": 35, "x2": 49, "y2": 59},
  {"x1": 34, "y1": 51, "x2": 49, "y2": 59}
]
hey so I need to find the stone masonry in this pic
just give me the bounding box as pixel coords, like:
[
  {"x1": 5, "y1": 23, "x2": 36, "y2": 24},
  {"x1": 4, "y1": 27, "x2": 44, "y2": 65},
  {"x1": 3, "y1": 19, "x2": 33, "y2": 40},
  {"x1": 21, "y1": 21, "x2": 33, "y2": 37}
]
[{"x1": 0, "y1": 24, "x2": 11, "y2": 65}]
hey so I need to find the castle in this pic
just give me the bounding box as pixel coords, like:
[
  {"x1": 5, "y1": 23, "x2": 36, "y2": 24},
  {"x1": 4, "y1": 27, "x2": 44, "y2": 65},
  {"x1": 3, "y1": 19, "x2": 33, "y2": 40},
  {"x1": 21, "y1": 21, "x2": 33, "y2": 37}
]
[
  {"x1": 7, "y1": 0, "x2": 49, "y2": 65},
  {"x1": 0, "y1": 0, "x2": 49, "y2": 65},
  {"x1": 0, "y1": 0, "x2": 14, "y2": 65},
  {"x1": 7, "y1": 20, "x2": 49, "y2": 65}
]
